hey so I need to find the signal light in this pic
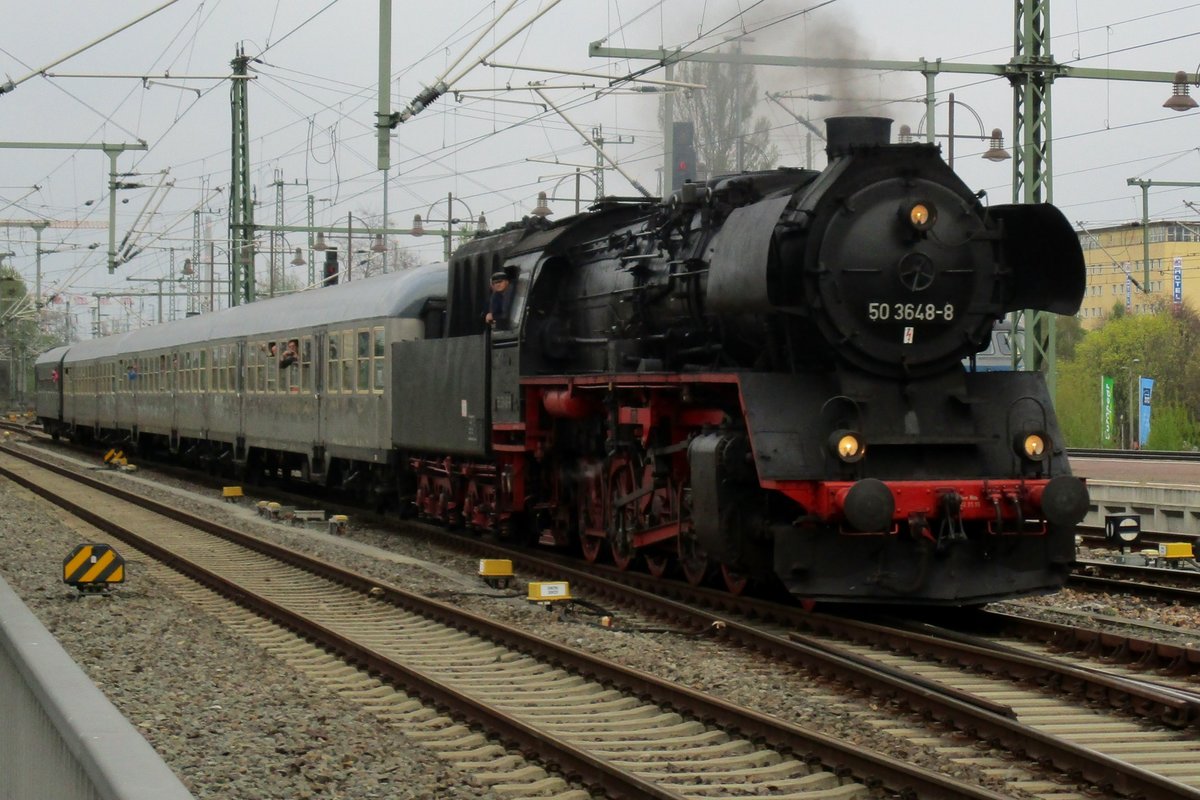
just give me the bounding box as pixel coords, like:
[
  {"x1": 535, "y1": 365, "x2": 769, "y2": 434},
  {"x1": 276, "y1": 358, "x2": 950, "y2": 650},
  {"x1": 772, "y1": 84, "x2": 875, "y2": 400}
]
[
  {"x1": 671, "y1": 121, "x2": 696, "y2": 192},
  {"x1": 322, "y1": 249, "x2": 339, "y2": 287}
]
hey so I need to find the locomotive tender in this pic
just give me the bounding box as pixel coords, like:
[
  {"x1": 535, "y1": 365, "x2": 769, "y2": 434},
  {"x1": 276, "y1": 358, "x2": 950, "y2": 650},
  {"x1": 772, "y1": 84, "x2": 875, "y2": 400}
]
[{"x1": 36, "y1": 117, "x2": 1089, "y2": 604}]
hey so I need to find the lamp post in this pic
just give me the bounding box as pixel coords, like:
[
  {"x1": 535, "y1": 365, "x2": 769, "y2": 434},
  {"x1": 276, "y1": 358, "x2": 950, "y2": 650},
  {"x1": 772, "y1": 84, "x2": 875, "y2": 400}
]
[
  {"x1": 413, "y1": 193, "x2": 482, "y2": 262},
  {"x1": 903, "y1": 93, "x2": 1010, "y2": 169},
  {"x1": 258, "y1": 219, "x2": 442, "y2": 286},
  {"x1": 535, "y1": 170, "x2": 600, "y2": 215},
  {"x1": 345, "y1": 212, "x2": 388, "y2": 281},
  {"x1": 1164, "y1": 70, "x2": 1200, "y2": 111},
  {"x1": 268, "y1": 235, "x2": 306, "y2": 296}
]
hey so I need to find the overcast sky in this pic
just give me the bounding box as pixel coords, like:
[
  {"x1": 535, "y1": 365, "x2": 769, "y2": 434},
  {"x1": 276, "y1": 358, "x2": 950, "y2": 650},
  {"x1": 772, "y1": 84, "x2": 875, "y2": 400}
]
[{"x1": 2, "y1": 0, "x2": 1198, "y2": 328}]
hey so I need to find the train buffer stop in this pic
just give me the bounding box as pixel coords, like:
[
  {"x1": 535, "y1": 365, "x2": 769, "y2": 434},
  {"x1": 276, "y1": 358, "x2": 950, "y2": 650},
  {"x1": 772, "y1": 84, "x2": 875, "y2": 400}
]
[{"x1": 63, "y1": 543, "x2": 125, "y2": 595}]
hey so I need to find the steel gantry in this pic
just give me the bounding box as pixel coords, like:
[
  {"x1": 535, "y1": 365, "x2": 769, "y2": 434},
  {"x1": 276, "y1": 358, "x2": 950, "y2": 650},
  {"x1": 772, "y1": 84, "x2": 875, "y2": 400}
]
[{"x1": 589, "y1": 0, "x2": 1189, "y2": 395}]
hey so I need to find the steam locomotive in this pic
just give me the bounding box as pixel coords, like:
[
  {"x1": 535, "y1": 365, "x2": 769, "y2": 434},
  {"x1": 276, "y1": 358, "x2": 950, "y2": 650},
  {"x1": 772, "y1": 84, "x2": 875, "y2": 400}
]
[{"x1": 36, "y1": 116, "x2": 1088, "y2": 605}]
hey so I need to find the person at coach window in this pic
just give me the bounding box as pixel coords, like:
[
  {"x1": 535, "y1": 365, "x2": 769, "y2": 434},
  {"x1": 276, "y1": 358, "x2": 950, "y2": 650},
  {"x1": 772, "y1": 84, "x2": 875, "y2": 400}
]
[
  {"x1": 485, "y1": 271, "x2": 512, "y2": 329},
  {"x1": 279, "y1": 338, "x2": 300, "y2": 368}
]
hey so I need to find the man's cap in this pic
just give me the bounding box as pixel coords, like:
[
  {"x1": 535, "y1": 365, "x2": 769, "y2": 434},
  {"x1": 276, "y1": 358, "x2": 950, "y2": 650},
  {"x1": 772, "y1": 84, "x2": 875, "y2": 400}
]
[{"x1": 491, "y1": 271, "x2": 509, "y2": 281}]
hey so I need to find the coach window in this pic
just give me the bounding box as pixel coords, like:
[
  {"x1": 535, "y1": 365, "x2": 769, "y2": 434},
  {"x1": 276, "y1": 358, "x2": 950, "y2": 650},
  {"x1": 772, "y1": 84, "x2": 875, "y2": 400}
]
[
  {"x1": 283, "y1": 348, "x2": 300, "y2": 393},
  {"x1": 327, "y1": 334, "x2": 340, "y2": 392},
  {"x1": 258, "y1": 343, "x2": 267, "y2": 392},
  {"x1": 256, "y1": 342, "x2": 266, "y2": 392},
  {"x1": 356, "y1": 330, "x2": 370, "y2": 393},
  {"x1": 228, "y1": 346, "x2": 237, "y2": 392},
  {"x1": 266, "y1": 342, "x2": 278, "y2": 393},
  {"x1": 301, "y1": 337, "x2": 312, "y2": 392},
  {"x1": 341, "y1": 331, "x2": 354, "y2": 393},
  {"x1": 200, "y1": 349, "x2": 208, "y2": 391},
  {"x1": 372, "y1": 326, "x2": 385, "y2": 392}
]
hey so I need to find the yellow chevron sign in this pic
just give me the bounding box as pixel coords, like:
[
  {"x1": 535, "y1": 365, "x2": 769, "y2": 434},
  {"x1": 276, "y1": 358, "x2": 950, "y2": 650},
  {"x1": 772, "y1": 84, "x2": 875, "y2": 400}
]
[{"x1": 63, "y1": 544, "x2": 125, "y2": 591}]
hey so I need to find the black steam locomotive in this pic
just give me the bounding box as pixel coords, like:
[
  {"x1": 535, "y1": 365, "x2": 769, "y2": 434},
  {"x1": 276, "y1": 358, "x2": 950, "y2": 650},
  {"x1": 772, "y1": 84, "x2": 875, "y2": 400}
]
[{"x1": 37, "y1": 116, "x2": 1088, "y2": 605}]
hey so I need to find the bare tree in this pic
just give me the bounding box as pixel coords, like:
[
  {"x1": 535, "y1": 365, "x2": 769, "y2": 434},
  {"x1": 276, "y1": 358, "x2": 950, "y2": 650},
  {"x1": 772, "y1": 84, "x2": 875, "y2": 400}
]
[{"x1": 662, "y1": 53, "x2": 779, "y2": 176}]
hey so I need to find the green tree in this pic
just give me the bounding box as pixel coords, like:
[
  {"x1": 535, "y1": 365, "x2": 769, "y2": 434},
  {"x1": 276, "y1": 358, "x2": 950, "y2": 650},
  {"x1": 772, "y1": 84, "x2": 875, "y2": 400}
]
[
  {"x1": 0, "y1": 265, "x2": 61, "y2": 407},
  {"x1": 1053, "y1": 313, "x2": 1084, "y2": 361},
  {"x1": 1054, "y1": 305, "x2": 1200, "y2": 450},
  {"x1": 662, "y1": 53, "x2": 779, "y2": 175}
]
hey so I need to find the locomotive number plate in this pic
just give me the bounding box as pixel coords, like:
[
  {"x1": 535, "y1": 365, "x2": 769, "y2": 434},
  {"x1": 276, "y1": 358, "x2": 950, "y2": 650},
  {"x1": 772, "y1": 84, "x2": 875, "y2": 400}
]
[{"x1": 867, "y1": 302, "x2": 955, "y2": 322}]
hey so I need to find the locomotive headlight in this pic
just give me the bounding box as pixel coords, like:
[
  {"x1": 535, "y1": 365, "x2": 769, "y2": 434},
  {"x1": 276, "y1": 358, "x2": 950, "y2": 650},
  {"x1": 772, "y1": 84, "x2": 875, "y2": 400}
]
[
  {"x1": 1015, "y1": 432, "x2": 1048, "y2": 461},
  {"x1": 904, "y1": 201, "x2": 937, "y2": 231},
  {"x1": 830, "y1": 429, "x2": 866, "y2": 463}
]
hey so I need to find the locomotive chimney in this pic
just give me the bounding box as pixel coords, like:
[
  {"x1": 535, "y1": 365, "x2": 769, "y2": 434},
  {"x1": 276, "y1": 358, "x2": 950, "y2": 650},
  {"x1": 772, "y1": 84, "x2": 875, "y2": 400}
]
[{"x1": 825, "y1": 116, "x2": 893, "y2": 159}]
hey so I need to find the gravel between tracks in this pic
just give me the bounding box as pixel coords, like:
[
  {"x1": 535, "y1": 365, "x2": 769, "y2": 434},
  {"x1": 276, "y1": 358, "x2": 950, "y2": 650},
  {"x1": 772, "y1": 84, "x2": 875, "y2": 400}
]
[{"x1": 5, "y1": 444, "x2": 1199, "y2": 798}]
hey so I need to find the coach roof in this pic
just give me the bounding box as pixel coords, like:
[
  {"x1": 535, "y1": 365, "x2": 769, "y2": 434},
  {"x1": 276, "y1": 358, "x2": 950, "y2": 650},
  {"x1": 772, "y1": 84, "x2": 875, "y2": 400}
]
[{"x1": 61, "y1": 262, "x2": 446, "y2": 362}]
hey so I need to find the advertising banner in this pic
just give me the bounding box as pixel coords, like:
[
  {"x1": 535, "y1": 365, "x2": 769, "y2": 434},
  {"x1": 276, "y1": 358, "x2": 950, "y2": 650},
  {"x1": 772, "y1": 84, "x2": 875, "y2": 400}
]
[
  {"x1": 1138, "y1": 376, "x2": 1154, "y2": 447},
  {"x1": 1174, "y1": 257, "x2": 1183, "y2": 311},
  {"x1": 1101, "y1": 375, "x2": 1114, "y2": 446}
]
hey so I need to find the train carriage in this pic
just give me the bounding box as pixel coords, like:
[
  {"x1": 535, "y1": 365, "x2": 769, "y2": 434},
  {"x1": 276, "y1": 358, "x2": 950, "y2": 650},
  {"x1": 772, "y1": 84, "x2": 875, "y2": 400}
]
[
  {"x1": 36, "y1": 264, "x2": 447, "y2": 494},
  {"x1": 33, "y1": 346, "x2": 68, "y2": 436}
]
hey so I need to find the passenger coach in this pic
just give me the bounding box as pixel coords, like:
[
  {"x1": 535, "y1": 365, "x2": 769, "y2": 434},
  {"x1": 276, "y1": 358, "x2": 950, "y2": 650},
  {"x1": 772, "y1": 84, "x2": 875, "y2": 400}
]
[{"x1": 35, "y1": 264, "x2": 447, "y2": 498}]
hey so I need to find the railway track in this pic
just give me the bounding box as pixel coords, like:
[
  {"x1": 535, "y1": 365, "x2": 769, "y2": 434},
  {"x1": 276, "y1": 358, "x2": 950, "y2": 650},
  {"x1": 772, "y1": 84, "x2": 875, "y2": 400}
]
[
  {"x1": 1070, "y1": 559, "x2": 1200, "y2": 603},
  {"x1": 10, "y1": 431, "x2": 1200, "y2": 797},
  {"x1": 0, "y1": 443, "x2": 1005, "y2": 800},
  {"x1": 414, "y1": 534, "x2": 1200, "y2": 798}
]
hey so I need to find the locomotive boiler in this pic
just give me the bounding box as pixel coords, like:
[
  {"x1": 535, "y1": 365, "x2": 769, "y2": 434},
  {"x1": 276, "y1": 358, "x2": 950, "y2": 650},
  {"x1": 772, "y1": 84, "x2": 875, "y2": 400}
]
[{"x1": 400, "y1": 115, "x2": 1088, "y2": 604}]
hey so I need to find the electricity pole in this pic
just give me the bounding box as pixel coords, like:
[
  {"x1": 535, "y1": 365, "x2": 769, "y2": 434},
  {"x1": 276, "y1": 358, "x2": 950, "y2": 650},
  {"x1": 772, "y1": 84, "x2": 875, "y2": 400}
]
[
  {"x1": 0, "y1": 141, "x2": 148, "y2": 274},
  {"x1": 229, "y1": 46, "x2": 254, "y2": 306}
]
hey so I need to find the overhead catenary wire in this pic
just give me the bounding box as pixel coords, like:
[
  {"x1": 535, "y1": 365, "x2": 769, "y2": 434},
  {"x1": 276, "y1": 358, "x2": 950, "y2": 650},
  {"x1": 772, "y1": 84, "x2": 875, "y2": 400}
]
[
  {"x1": 0, "y1": 0, "x2": 185, "y2": 95},
  {"x1": 533, "y1": 87, "x2": 650, "y2": 197},
  {"x1": 394, "y1": 0, "x2": 564, "y2": 124}
]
